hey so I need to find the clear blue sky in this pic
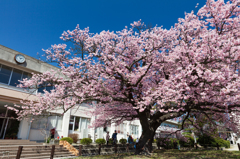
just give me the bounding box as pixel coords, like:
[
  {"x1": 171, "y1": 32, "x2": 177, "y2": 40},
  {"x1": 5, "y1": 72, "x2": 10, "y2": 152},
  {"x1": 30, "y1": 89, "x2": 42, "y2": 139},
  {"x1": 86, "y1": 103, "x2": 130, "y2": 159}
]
[{"x1": 0, "y1": 0, "x2": 207, "y2": 59}]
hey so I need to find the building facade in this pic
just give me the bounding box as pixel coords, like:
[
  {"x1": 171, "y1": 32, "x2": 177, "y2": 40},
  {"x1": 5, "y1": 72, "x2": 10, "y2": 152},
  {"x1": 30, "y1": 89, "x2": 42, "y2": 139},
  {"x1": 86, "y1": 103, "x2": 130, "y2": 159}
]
[{"x1": 0, "y1": 45, "x2": 179, "y2": 142}]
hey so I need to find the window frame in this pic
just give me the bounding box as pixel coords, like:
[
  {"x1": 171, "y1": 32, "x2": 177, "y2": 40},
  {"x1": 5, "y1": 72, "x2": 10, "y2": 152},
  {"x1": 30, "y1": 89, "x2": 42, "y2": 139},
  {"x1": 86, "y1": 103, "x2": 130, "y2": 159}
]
[{"x1": 0, "y1": 63, "x2": 32, "y2": 88}]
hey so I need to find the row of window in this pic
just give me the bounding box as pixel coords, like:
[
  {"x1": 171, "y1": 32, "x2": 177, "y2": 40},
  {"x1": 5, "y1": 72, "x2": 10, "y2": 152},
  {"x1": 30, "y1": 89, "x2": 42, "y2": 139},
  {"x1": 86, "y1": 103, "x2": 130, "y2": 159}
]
[
  {"x1": 31, "y1": 116, "x2": 63, "y2": 130},
  {"x1": 103, "y1": 123, "x2": 139, "y2": 136},
  {"x1": 115, "y1": 123, "x2": 126, "y2": 134},
  {"x1": 0, "y1": 64, "x2": 31, "y2": 87},
  {"x1": 69, "y1": 116, "x2": 90, "y2": 132},
  {"x1": 0, "y1": 63, "x2": 54, "y2": 93},
  {"x1": 130, "y1": 125, "x2": 139, "y2": 136},
  {"x1": 161, "y1": 123, "x2": 178, "y2": 128}
]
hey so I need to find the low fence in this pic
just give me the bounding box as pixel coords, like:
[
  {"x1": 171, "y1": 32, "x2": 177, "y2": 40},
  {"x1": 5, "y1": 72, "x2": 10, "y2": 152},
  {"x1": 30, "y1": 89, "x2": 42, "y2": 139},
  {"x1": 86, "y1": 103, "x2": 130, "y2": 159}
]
[
  {"x1": 15, "y1": 145, "x2": 56, "y2": 159},
  {"x1": 78, "y1": 144, "x2": 136, "y2": 156},
  {"x1": 15, "y1": 144, "x2": 135, "y2": 158},
  {"x1": 156, "y1": 142, "x2": 240, "y2": 151},
  {"x1": 13, "y1": 142, "x2": 240, "y2": 158}
]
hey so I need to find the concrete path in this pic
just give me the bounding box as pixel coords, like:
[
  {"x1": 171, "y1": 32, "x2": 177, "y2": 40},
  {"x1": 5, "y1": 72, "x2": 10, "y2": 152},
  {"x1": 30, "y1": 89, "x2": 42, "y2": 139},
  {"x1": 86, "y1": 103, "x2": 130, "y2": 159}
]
[{"x1": 225, "y1": 144, "x2": 239, "y2": 151}]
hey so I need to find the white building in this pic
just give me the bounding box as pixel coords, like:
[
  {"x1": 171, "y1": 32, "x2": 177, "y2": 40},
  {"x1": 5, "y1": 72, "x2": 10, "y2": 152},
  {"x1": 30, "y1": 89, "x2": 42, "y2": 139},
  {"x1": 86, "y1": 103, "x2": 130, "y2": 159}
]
[{"x1": 0, "y1": 45, "x2": 178, "y2": 142}]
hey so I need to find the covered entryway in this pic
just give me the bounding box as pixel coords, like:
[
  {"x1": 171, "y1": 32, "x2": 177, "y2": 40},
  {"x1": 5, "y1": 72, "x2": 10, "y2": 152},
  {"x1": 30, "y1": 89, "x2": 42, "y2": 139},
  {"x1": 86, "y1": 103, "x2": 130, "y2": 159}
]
[{"x1": 0, "y1": 102, "x2": 19, "y2": 139}]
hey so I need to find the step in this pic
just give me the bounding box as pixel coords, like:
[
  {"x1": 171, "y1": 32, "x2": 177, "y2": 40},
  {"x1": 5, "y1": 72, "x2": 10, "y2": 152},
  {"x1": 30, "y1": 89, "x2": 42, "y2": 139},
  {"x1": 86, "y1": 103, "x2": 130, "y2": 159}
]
[
  {"x1": 4, "y1": 151, "x2": 75, "y2": 159},
  {"x1": 0, "y1": 145, "x2": 63, "y2": 149},
  {"x1": 0, "y1": 149, "x2": 71, "y2": 156}
]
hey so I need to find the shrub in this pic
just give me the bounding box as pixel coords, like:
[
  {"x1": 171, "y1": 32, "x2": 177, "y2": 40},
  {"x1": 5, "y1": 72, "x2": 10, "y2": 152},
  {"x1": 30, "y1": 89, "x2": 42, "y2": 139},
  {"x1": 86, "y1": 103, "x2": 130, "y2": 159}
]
[
  {"x1": 108, "y1": 138, "x2": 118, "y2": 144},
  {"x1": 197, "y1": 134, "x2": 230, "y2": 148},
  {"x1": 68, "y1": 134, "x2": 79, "y2": 143},
  {"x1": 80, "y1": 138, "x2": 92, "y2": 145},
  {"x1": 46, "y1": 136, "x2": 51, "y2": 143},
  {"x1": 156, "y1": 138, "x2": 180, "y2": 149},
  {"x1": 95, "y1": 138, "x2": 106, "y2": 145},
  {"x1": 108, "y1": 138, "x2": 113, "y2": 144},
  {"x1": 212, "y1": 138, "x2": 230, "y2": 148},
  {"x1": 60, "y1": 137, "x2": 73, "y2": 144},
  {"x1": 119, "y1": 138, "x2": 127, "y2": 144}
]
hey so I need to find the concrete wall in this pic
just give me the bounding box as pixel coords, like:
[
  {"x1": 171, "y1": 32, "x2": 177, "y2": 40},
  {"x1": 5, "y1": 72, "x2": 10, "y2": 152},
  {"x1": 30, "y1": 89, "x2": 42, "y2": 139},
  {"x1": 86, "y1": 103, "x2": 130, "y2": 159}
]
[
  {"x1": 0, "y1": 45, "x2": 59, "y2": 74},
  {"x1": 18, "y1": 119, "x2": 30, "y2": 140}
]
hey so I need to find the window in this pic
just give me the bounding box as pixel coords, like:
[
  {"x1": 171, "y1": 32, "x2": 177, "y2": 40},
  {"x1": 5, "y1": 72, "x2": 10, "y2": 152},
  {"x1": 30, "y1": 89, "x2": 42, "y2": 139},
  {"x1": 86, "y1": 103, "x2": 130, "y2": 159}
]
[
  {"x1": 68, "y1": 116, "x2": 90, "y2": 132},
  {"x1": 0, "y1": 64, "x2": 32, "y2": 87},
  {"x1": 37, "y1": 82, "x2": 54, "y2": 93},
  {"x1": 0, "y1": 65, "x2": 12, "y2": 84},
  {"x1": 115, "y1": 123, "x2": 126, "y2": 134},
  {"x1": 31, "y1": 115, "x2": 63, "y2": 130},
  {"x1": 130, "y1": 125, "x2": 139, "y2": 136}
]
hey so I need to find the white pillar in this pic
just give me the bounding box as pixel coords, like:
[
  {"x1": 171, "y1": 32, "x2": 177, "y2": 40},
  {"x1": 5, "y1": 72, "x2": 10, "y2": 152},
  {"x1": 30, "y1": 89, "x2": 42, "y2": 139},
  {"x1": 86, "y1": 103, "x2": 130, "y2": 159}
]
[
  {"x1": 62, "y1": 109, "x2": 71, "y2": 137},
  {"x1": 126, "y1": 121, "x2": 130, "y2": 137}
]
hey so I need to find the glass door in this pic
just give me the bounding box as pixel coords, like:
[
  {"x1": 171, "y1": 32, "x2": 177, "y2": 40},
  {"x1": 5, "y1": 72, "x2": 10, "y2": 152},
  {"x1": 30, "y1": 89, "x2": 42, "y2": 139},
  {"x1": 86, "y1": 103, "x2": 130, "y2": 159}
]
[{"x1": 68, "y1": 116, "x2": 75, "y2": 134}]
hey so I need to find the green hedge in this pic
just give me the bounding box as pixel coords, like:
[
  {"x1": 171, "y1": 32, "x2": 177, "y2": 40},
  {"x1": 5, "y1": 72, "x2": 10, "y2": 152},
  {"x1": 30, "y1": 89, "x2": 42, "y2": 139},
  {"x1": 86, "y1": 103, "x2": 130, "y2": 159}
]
[
  {"x1": 197, "y1": 135, "x2": 230, "y2": 148},
  {"x1": 60, "y1": 137, "x2": 73, "y2": 144},
  {"x1": 179, "y1": 136, "x2": 194, "y2": 147},
  {"x1": 156, "y1": 138, "x2": 179, "y2": 149},
  {"x1": 109, "y1": 138, "x2": 113, "y2": 144},
  {"x1": 80, "y1": 138, "x2": 92, "y2": 145},
  {"x1": 95, "y1": 138, "x2": 106, "y2": 145},
  {"x1": 119, "y1": 138, "x2": 127, "y2": 144},
  {"x1": 108, "y1": 138, "x2": 118, "y2": 144}
]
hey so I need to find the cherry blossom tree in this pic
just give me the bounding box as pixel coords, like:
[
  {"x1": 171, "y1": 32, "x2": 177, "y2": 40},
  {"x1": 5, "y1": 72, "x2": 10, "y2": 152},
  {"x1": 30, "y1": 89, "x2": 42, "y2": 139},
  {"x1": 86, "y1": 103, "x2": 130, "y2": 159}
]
[{"x1": 8, "y1": 0, "x2": 240, "y2": 153}]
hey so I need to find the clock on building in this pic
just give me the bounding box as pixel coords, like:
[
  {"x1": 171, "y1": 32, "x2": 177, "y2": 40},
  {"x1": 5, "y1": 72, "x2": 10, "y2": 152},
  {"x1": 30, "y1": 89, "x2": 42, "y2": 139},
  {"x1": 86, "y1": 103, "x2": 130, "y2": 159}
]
[{"x1": 14, "y1": 54, "x2": 26, "y2": 64}]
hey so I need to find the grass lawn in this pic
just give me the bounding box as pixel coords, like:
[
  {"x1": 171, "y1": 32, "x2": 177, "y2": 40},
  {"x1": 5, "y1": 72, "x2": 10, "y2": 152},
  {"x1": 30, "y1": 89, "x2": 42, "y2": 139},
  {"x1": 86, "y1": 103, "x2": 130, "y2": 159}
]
[{"x1": 77, "y1": 149, "x2": 240, "y2": 159}]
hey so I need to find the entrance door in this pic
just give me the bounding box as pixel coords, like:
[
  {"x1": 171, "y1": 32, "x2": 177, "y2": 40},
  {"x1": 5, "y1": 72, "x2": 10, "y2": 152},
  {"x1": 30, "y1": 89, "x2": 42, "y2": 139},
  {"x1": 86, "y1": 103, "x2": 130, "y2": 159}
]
[
  {"x1": 0, "y1": 118, "x2": 5, "y2": 138},
  {"x1": 68, "y1": 116, "x2": 75, "y2": 134}
]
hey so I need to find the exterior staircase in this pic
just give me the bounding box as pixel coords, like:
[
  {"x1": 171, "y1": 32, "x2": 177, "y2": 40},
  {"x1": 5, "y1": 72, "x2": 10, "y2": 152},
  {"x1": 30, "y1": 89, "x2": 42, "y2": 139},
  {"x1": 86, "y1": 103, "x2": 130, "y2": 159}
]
[{"x1": 0, "y1": 140, "x2": 75, "y2": 159}]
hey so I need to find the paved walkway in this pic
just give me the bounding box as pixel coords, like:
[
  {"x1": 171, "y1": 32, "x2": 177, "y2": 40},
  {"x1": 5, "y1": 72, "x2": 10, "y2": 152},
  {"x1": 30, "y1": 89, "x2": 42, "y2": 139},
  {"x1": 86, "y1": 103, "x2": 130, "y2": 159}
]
[{"x1": 225, "y1": 144, "x2": 239, "y2": 151}]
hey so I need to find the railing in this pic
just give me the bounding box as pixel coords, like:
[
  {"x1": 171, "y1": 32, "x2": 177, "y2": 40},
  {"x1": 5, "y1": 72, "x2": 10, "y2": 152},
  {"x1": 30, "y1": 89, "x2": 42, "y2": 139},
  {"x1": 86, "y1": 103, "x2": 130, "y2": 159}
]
[
  {"x1": 15, "y1": 145, "x2": 57, "y2": 159},
  {"x1": 77, "y1": 144, "x2": 135, "y2": 156}
]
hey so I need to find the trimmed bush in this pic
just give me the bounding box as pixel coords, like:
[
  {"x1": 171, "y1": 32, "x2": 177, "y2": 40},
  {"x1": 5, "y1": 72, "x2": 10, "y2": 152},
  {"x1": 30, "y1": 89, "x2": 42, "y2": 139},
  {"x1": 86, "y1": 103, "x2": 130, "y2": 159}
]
[
  {"x1": 95, "y1": 138, "x2": 106, "y2": 145},
  {"x1": 179, "y1": 136, "x2": 194, "y2": 147},
  {"x1": 156, "y1": 138, "x2": 180, "y2": 149},
  {"x1": 109, "y1": 138, "x2": 113, "y2": 144},
  {"x1": 80, "y1": 138, "x2": 92, "y2": 145},
  {"x1": 60, "y1": 137, "x2": 73, "y2": 144},
  {"x1": 212, "y1": 138, "x2": 230, "y2": 148},
  {"x1": 197, "y1": 134, "x2": 230, "y2": 148},
  {"x1": 108, "y1": 138, "x2": 118, "y2": 144},
  {"x1": 119, "y1": 138, "x2": 127, "y2": 144},
  {"x1": 68, "y1": 134, "x2": 79, "y2": 143}
]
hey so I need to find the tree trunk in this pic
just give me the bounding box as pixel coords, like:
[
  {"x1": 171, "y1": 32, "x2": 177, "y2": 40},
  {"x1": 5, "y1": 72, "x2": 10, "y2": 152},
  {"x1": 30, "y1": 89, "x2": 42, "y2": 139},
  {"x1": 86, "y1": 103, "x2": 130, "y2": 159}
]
[{"x1": 135, "y1": 128, "x2": 156, "y2": 154}]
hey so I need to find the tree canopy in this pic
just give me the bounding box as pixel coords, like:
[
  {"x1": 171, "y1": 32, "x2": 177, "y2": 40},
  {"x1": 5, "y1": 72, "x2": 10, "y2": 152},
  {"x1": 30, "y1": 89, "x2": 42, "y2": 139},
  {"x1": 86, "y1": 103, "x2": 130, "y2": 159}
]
[{"x1": 8, "y1": 0, "x2": 240, "y2": 153}]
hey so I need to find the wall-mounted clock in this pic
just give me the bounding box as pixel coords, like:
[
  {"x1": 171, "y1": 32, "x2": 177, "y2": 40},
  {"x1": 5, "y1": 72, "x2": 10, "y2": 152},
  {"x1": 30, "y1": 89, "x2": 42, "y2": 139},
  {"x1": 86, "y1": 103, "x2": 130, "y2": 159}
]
[{"x1": 14, "y1": 54, "x2": 26, "y2": 64}]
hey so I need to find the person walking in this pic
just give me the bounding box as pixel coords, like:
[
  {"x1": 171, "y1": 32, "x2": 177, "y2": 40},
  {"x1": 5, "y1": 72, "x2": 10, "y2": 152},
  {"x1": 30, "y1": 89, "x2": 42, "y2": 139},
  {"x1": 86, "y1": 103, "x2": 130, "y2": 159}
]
[
  {"x1": 50, "y1": 128, "x2": 56, "y2": 139},
  {"x1": 112, "y1": 130, "x2": 118, "y2": 145},
  {"x1": 106, "y1": 131, "x2": 110, "y2": 145}
]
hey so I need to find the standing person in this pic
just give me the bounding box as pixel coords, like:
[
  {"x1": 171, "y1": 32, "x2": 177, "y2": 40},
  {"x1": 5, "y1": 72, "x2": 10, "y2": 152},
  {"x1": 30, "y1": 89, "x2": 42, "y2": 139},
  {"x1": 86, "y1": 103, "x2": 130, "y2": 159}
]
[
  {"x1": 112, "y1": 130, "x2": 118, "y2": 145},
  {"x1": 50, "y1": 128, "x2": 56, "y2": 139},
  {"x1": 106, "y1": 131, "x2": 110, "y2": 145},
  {"x1": 136, "y1": 138, "x2": 139, "y2": 143},
  {"x1": 128, "y1": 135, "x2": 133, "y2": 144}
]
